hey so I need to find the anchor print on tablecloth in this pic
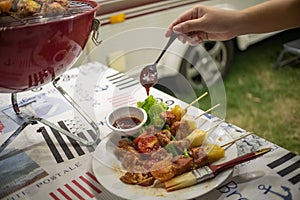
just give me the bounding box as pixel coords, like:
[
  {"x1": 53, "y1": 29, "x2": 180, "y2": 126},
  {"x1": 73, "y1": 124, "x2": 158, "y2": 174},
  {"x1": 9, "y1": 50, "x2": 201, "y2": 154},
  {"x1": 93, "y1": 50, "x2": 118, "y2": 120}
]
[{"x1": 258, "y1": 184, "x2": 292, "y2": 200}]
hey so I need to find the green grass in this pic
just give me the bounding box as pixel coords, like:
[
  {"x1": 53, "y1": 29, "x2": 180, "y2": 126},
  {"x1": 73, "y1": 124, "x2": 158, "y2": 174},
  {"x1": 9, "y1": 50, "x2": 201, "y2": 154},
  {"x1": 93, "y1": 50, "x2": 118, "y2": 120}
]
[{"x1": 195, "y1": 28, "x2": 300, "y2": 154}]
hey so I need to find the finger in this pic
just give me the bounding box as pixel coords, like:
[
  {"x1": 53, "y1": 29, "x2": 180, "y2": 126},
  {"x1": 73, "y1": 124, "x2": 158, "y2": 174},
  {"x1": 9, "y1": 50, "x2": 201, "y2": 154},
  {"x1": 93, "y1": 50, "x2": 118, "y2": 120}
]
[
  {"x1": 173, "y1": 18, "x2": 205, "y2": 35},
  {"x1": 165, "y1": 28, "x2": 173, "y2": 37},
  {"x1": 183, "y1": 33, "x2": 202, "y2": 45},
  {"x1": 177, "y1": 34, "x2": 187, "y2": 44},
  {"x1": 189, "y1": 35, "x2": 202, "y2": 45},
  {"x1": 196, "y1": 31, "x2": 209, "y2": 41},
  {"x1": 168, "y1": 7, "x2": 196, "y2": 29}
]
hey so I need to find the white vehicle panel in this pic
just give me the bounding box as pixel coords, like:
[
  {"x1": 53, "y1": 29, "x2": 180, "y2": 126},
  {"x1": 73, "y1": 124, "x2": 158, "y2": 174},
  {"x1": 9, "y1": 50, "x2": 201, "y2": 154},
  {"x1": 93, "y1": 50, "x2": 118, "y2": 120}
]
[{"x1": 76, "y1": 0, "x2": 280, "y2": 87}]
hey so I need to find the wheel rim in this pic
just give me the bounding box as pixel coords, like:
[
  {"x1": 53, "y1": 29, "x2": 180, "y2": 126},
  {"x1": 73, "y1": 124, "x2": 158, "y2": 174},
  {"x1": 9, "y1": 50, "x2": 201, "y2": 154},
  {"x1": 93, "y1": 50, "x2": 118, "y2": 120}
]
[
  {"x1": 180, "y1": 41, "x2": 228, "y2": 90},
  {"x1": 203, "y1": 41, "x2": 228, "y2": 73}
]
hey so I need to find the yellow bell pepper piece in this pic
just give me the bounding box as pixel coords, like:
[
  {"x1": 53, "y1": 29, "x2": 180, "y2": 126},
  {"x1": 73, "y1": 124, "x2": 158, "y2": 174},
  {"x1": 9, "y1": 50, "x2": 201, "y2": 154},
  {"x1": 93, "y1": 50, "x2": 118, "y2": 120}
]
[{"x1": 204, "y1": 144, "x2": 225, "y2": 164}]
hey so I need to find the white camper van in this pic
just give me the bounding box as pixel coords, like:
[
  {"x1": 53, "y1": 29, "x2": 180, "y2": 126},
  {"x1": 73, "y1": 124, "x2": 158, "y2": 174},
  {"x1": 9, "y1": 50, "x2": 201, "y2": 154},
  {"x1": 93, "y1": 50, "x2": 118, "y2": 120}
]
[{"x1": 78, "y1": 0, "x2": 280, "y2": 90}]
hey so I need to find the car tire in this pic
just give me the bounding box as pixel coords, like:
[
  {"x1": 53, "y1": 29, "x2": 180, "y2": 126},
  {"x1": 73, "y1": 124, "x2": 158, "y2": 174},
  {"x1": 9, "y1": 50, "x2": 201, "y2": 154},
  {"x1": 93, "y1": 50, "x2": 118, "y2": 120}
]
[{"x1": 179, "y1": 40, "x2": 235, "y2": 90}]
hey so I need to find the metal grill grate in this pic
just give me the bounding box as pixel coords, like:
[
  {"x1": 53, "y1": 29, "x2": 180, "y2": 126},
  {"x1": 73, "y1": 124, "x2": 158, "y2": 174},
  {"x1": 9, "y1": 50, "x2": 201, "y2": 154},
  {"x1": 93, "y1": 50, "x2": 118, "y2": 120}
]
[{"x1": 0, "y1": 1, "x2": 95, "y2": 28}]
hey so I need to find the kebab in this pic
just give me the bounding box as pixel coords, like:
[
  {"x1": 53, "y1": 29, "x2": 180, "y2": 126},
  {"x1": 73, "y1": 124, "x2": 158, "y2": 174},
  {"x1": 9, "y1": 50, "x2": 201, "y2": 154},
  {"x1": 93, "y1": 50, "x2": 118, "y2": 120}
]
[
  {"x1": 113, "y1": 95, "x2": 226, "y2": 187},
  {"x1": 164, "y1": 147, "x2": 271, "y2": 192},
  {"x1": 116, "y1": 130, "x2": 255, "y2": 188}
]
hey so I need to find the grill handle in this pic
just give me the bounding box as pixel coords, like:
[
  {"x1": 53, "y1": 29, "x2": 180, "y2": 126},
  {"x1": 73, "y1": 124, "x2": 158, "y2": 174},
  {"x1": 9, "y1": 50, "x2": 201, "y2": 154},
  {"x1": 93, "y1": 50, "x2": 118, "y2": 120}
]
[{"x1": 92, "y1": 19, "x2": 102, "y2": 45}]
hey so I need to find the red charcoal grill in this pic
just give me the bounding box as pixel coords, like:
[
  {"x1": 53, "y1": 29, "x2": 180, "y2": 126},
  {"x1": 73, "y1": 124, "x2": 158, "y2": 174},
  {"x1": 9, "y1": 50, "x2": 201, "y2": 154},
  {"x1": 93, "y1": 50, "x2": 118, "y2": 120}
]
[{"x1": 0, "y1": 0, "x2": 102, "y2": 153}]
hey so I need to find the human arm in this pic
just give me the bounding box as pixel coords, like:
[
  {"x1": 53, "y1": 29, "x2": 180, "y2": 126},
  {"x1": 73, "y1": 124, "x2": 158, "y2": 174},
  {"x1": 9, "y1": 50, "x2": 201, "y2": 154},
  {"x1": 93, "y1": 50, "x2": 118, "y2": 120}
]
[
  {"x1": 237, "y1": 0, "x2": 300, "y2": 35},
  {"x1": 166, "y1": 0, "x2": 300, "y2": 44}
]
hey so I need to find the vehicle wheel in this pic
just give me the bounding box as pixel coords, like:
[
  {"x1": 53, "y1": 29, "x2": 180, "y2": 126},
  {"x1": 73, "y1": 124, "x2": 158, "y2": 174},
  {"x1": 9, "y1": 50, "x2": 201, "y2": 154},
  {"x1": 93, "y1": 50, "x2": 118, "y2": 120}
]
[{"x1": 179, "y1": 40, "x2": 235, "y2": 90}]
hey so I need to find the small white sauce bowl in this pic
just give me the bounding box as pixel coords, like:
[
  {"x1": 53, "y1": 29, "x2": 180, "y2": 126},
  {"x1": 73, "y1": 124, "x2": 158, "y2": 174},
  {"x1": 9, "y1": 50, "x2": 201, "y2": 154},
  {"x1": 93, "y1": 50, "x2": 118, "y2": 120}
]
[{"x1": 106, "y1": 106, "x2": 147, "y2": 136}]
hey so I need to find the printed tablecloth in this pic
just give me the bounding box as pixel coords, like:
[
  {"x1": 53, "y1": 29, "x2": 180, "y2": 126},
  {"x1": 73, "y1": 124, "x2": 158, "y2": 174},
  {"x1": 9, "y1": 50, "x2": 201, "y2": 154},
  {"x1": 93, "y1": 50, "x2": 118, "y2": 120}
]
[{"x1": 0, "y1": 62, "x2": 299, "y2": 200}]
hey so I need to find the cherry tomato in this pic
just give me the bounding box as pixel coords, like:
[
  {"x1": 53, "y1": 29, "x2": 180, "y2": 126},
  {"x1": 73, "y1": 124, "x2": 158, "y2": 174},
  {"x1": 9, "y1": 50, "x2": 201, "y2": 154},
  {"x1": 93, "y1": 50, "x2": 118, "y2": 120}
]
[
  {"x1": 137, "y1": 135, "x2": 160, "y2": 154},
  {"x1": 133, "y1": 132, "x2": 148, "y2": 146}
]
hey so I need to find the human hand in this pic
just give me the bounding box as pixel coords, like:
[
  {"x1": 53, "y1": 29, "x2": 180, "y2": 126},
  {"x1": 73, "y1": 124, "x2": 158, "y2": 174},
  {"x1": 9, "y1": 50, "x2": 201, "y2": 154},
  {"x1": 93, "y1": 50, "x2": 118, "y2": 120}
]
[{"x1": 166, "y1": 5, "x2": 240, "y2": 44}]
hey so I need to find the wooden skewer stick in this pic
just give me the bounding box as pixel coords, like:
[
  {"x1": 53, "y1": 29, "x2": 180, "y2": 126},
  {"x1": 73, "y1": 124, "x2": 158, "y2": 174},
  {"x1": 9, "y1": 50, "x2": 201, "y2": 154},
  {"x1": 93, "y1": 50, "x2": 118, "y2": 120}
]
[
  {"x1": 221, "y1": 132, "x2": 252, "y2": 149},
  {"x1": 197, "y1": 119, "x2": 208, "y2": 129},
  {"x1": 184, "y1": 92, "x2": 208, "y2": 111},
  {"x1": 206, "y1": 118, "x2": 225, "y2": 133},
  {"x1": 194, "y1": 103, "x2": 220, "y2": 120}
]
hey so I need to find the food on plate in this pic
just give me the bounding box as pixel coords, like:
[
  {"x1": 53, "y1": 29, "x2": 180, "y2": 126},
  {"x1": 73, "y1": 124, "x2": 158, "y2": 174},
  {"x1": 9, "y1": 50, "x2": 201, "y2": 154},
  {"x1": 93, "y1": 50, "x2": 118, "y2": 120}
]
[
  {"x1": 0, "y1": 0, "x2": 69, "y2": 17},
  {"x1": 137, "y1": 95, "x2": 169, "y2": 128},
  {"x1": 113, "y1": 95, "x2": 225, "y2": 190},
  {"x1": 204, "y1": 143, "x2": 225, "y2": 164},
  {"x1": 186, "y1": 129, "x2": 207, "y2": 148},
  {"x1": 171, "y1": 105, "x2": 186, "y2": 121}
]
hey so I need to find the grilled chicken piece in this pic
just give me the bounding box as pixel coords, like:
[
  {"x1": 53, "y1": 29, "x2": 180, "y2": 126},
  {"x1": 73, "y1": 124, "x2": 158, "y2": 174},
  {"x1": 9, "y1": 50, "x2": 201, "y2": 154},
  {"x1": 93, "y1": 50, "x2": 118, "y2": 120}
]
[
  {"x1": 172, "y1": 139, "x2": 191, "y2": 154},
  {"x1": 118, "y1": 139, "x2": 136, "y2": 150},
  {"x1": 170, "y1": 120, "x2": 192, "y2": 140},
  {"x1": 114, "y1": 139, "x2": 139, "y2": 159},
  {"x1": 160, "y1": 111, "x2": 176, "y2": 125},
  {"x1": 150, "y1": 160, "x2": 176, "y2": 182},
  {"x1": 120, "y1": 172, "x2": 154, "y2": 186},
  {"x1": 172, "y1": 155, "x2": 194, "y2": 176},
  {"x1": 121, "y1": 152, "x2": 146, "y2": 173},
  {"x1": 156, "y1": 129, "x2": 172, "y2": 147},
  {"x1": 150, "y1": 147, "x2": 173, "y2": 161},
  {"x1": 114, "y1": 139, "x2": 145, "y2": 172},
  {"x1": 189, "y1": 147, "x2": 209, "y2": 168}
]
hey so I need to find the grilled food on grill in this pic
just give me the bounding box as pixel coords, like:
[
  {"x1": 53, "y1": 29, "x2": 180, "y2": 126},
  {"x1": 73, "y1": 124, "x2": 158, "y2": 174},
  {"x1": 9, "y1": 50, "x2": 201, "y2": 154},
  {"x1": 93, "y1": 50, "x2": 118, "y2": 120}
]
[
  {"x1": 0, "y1": 0, "x2": 13, "y2": 13},
  {"x1": 0, "y1": 0, "x2": 69, "y2": 16}
]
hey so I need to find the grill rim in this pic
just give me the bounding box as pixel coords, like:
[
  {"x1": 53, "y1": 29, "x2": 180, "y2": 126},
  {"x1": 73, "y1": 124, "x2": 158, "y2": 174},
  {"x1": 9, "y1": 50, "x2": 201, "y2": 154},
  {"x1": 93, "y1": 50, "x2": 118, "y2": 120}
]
[{"x1": 0, "y1": 0, "x2": 99, "y2": 30}]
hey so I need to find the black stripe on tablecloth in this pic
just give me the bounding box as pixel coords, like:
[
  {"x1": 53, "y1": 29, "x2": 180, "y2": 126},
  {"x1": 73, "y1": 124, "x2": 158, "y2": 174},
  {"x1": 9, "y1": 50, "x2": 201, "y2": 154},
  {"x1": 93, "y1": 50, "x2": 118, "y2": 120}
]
[
  {"x1": 51, "y1": 126, "x2": 75, "y2": 160},
  {"x1": 108, "y1": 74, "x2": 125, "y2": 81},
  {"x1": 58, "y1": 121, "x2": 85, "y2": 156},
  {"x1": 39, "y1": 127, "x2": 64, "y2": 163},
  {"x1": 106, "y1": 72, "x2": 122, "y2": 79},
  {"x1": 77, "y1": 132, "x2": 95, "y2": 153},
  {"x1": 39, "y1": 122, "x2": 101, "y2": 163},
  {"x1": 288, "y1": 173, "x2": 300, "y2": 184},
  {"x1": 87, "y1": 130, "x2": 101, "y2": 145},
  {"x1": 115, "y1": 79, "x2": 136, "y2": 87},
  {"x1": 277, "y1": 160, "x2": 300, "y2": 177},
  {"x1": 106, "y1": 72, "x2": 139, "y2": 90},
  {"x1": 266, "y1": 151, "x2": 300, "y2": 185},
  {"x1": 119, "y1": 82, "x2": 139, "y2": 90},
  {"x1": 267, "y1": 152, "x2": 297, "y2": 169}
]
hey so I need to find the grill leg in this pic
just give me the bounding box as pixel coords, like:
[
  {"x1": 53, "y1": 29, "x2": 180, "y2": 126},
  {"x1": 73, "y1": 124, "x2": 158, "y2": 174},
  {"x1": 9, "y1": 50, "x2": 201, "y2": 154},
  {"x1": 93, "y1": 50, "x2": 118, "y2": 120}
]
[{"x1": 11, "y1": 93, "x2": 21, "y2": 115}]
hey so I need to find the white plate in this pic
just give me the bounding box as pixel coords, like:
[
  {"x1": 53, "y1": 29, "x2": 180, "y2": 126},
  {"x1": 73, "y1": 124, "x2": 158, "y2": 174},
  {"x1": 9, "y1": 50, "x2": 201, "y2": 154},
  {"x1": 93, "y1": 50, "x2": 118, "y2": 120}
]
[{"x1": 92, "y1": 124, "x2": 237, "y2": 200}]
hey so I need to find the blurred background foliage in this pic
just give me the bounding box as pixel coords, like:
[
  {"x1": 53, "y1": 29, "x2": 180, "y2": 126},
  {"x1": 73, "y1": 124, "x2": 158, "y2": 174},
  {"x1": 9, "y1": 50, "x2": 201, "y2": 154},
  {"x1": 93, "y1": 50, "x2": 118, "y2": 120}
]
[{"x1": 194, "y1": 28, "x2": 300, "y2": 154}]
